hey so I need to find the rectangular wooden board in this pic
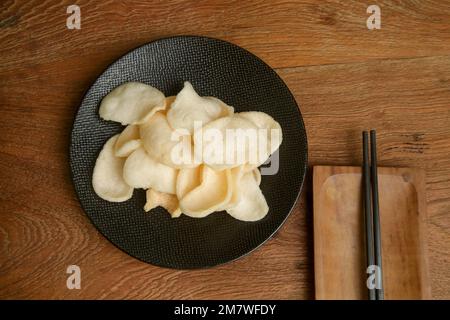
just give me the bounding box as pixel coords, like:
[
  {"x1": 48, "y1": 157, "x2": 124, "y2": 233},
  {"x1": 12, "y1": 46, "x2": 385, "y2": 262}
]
[{"x1": 313, "y1": 166, "x2": 431, "y2": 300}]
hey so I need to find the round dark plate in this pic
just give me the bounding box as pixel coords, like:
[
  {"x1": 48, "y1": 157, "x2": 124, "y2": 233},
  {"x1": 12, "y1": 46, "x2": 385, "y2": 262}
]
[{"x1": 70, "y1": 36, "x2": 307, "y2": 269}]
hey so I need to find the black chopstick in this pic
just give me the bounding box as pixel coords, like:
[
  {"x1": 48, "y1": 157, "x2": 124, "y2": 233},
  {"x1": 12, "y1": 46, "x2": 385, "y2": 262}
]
[
  {"x1": 370, "y1": 130, "x2": 384, "y2": 300},
  {"x1": 362, "y1": 131, "x2": 376, "y2": 300}
]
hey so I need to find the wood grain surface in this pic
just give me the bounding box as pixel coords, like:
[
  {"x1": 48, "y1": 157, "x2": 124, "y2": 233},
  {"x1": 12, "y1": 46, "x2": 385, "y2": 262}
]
[
  {"x1": 314, "y1": 166, "x2": 430, "y2": 300},
  {"x1": 1, "y1": 0, "x2": 449, "y2": 299}
]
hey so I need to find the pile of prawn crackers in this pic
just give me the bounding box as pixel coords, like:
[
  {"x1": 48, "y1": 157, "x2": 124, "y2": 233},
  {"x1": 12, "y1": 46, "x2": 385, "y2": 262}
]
[{"x1": 93, "y1": 82, "x2": 282, "y2": 221}]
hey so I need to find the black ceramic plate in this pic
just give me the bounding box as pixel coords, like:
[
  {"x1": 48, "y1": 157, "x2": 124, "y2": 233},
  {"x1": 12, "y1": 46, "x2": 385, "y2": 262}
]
[{"x1": 70, "y1": 36, "x2": 307, "y2": 269}]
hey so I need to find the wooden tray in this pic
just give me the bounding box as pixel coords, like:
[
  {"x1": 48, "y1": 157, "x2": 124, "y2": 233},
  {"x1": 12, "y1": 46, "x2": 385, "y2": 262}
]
[{"x1": 313, "y1": 166, "x2": 431, "y2": 300}]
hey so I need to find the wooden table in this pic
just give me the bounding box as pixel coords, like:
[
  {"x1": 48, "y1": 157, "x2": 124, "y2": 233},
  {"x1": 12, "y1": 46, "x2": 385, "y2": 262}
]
[{"x1": 1, "y1": 0, "x2": 449, "y2": 299}]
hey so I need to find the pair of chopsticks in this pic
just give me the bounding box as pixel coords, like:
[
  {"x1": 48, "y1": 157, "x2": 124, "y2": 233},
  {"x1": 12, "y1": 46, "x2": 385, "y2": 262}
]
[{"x1": 362, "y1": 130, "x2": 384, "y2": 300}]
